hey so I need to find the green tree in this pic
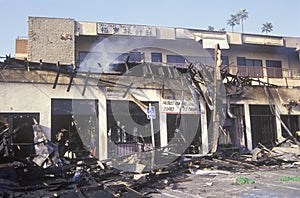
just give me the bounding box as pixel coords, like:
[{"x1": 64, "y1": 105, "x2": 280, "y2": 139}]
[
  {"x1": 227, "y1": 14, "x2": 239, "y2": 32},
  {"x1": 261, "y1": 22, "x2": 273, "y2": 34},
  {"x1": 208, "y1": 26, "x2": 215, "y2": 31},
  {"x1": 237, "y1": 9, "x2": 248, "y2": 33},
  {"x1": 219, "y1": 28, "x2": 226, "y2": 32}
]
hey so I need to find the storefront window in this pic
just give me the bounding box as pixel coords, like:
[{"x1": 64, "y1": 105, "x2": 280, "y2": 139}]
[
  {"x1": 106, "y1": 100, "x2": 160, "y2": 158},
  {"x1": 51, "y1": 99, "x2": 99, "y2": 157},
  {"x1": 167, "y1": 114, "x2": 201, "y2": 154}
]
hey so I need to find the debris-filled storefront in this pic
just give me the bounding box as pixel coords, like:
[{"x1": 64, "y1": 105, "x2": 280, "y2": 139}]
[{"x1": 0, "y1": 58, "x2": 212, "y2": 165}]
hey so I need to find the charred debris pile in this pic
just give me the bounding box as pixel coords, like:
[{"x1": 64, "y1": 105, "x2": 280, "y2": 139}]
[
  {"x1": 0, "y1": 120, "x2": 299, "y2": 198},
  {"x1": 0, "y1": 119, "x2": 299, "y2": 198}
]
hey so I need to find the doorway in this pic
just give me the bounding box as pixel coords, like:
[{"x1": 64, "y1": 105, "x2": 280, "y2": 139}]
[{"x1": 250, "y1": 105, "x2": 276, "y2": 147}]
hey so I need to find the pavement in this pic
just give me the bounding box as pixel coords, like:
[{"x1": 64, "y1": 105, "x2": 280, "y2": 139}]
[{"x1": 150, "y1": 166, "x2": 300, "y2": 198}]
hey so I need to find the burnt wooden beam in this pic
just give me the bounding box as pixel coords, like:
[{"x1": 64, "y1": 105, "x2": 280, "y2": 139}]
[
  {"x1": 124, "y1": 55, "x2": 130, "y2": 72},
  {"x1": 122, "y1": 82, "x2": 133, "y2": 98},
  {"x1": 53, "y1": 62, "x2": 61, "y2": 89},
  {"x1": 39, "y1": 59, "x2": 43, "y2": 69},
  {"x1": 66, "y1": 68, "x2": 74, "y2": 92},
  {"x1": 82, "y1": 70, "x2": 90, "y2": 96}
]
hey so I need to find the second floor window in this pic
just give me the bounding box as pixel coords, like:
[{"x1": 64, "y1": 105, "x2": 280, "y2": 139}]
[
  {"x1": 237, "y1": 57, "x2": 262, "y2": 67},
  {"x1": 266, "y1": 60, "x2": 282, "y2": 68},
  {"x1": 236, "y1": 57, "x2": 263, "y2": 77},
  {"x1": 117, "y1": 52, "x2": 142, "y2": 62},
  {"x1": 222, "y1": 56, "x2": 229, "y2": 66},
  {"x1": 151, "y1": 52, "x2": 162, "y2": 62},
  {"x1": 167, "y1": 55, "x2": 185, "y2": 63},
  {"x1": 266, "y1": 60, "x2": 282, "y2": 78}
]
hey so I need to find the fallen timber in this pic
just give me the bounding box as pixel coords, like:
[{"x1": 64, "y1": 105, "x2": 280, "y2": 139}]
[{"x1": 0, "y1": 137, "x2": 299, "y2": 198}]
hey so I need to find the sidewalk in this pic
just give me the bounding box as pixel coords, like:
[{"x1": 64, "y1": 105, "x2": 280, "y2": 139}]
[{"x1": 151, "y1": 167, "x2": 300, "y2": 198}]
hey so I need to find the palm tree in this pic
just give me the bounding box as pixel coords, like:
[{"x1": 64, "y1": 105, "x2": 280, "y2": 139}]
[
  {"x1": 237, "y1": 9, "x2": 248, "y2": 33},
  {"x1": 208, "y1": 26, "x2": 215, "y2": 31},
  {"x1": 261, "y1": 22, "x2": 273, "y2": 34},
  {"x1": 227, "y1": 14, "x2": 239, "y2": 32}
]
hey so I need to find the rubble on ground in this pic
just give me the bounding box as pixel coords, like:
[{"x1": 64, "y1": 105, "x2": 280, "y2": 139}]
[
  {"x1": 0, "y1": 118, "x2": 300, "y2": 197},
  {"x1": 1, "y1": 132, "x2": 300, "y2": 197}
]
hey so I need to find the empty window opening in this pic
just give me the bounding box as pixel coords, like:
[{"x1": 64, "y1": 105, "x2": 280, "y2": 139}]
[
  {"x1": 280, "y1": 115, "x2": 300, "y2": 139},
  {"x1": 0, "y1": 113, "x2": 39, "y2": 159}
]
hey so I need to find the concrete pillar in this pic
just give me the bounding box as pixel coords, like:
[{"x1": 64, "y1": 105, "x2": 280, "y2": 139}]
[
  {"x1": 159, "y1": 112, "x2": 168, "y2": 147},
  {"x1": 98, "y1": 88, "x2": 107, "y2": 160},
  {"x1": 244, "y1": 104, "x2": 253, "y2": 150},
  {"x1": 275, "y1": 111, "x2": 282, "y2": 140},
  {"x1": 200, "y1": 96, "x2": 209, "y2": 154},
  {"x1": 41, "y1": 98, "x2": 52, "y2": 141}
]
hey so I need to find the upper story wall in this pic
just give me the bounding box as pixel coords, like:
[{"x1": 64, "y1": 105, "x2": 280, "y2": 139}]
[
  {"x1": 26, "y1": 17, "x2": 300, "y2": 70},
  {"x1": 28, "y1": 17, "x2": 75, "y2": 64},
  {"x1": 223, "y1": 45, "x2": 291, "y2": 68}
]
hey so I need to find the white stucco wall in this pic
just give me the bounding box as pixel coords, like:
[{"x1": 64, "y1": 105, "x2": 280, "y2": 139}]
[
  {"x1": 0, "y1": 82, "x2": 104, "y2": 136},
  {"x1": 0, "y1": 79, "x2": 173, "y2": 159}
]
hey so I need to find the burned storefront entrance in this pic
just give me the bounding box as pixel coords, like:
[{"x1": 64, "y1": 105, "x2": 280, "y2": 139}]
[
  {"x1": 162, "y1": 97, "x2": 202, "y2": 154},
  {"x1": 51, "y1": 99, "x2": 99, "y2": 157},
  {"x1": 250, "y1": 105, "x2": 276, "y2": 147},
  {"x1": 167, "y1": 114, "x2": 201, "y2": 154},
  {"x1": 220, "y1": 105, "x2": 246, "y2": 150},
  {"x1": 107, "y1": 100, "x2": 160, "y2": 158},
  {"x1": 0, "y1": 113, "x2": 39, "y2": 158}
]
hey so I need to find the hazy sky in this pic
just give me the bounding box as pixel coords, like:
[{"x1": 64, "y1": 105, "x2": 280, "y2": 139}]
[{"x1": 0, "y1": 0, "x2": 299, "y2": 56}]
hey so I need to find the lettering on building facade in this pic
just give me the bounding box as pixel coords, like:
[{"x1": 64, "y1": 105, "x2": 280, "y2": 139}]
[
  {"x1": 97, "y1": 23, "x2": 156, "y2": 37},
  {"x1": 161, "y1": 98, "x2": 199, "y2": 114}
]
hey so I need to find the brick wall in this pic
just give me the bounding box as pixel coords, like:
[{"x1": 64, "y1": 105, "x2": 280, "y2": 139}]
[
  {"x1": 15, "y1": 38, "x2": 28, "y2": 60},
  {"x1": 28, "y1": 17, "x2": 75, "y2": 64}
]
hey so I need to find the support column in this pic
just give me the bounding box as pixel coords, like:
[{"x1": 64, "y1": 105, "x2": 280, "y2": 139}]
[
  {"x1": 275, "y1": 112, "x2": 282, "y2": 140},
  {"x1": 200, "y1": 96, "x2": 209, "y2": 154},
  {"x1": 98, "y1": 88, "x2": 107, "y2": 160},
  {"x1": 159, "y1": 112, "x2": 168, "y2": 147},
  {"x1": 244, "y1": 104, "x2": 252, "y2": 151}
]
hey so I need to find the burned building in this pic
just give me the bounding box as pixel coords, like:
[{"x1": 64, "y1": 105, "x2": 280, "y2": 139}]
[{"x1": 1, "y1": 16, "x2": 300, "y2": 163}]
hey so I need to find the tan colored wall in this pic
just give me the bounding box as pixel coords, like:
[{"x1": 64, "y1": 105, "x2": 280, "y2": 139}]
[
  {"x1": 227, "y1": 32, "x2": 242, "y2": 45},
  {"x1": 76, "y1": 22, "x2": 97, "y2": 36}
]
